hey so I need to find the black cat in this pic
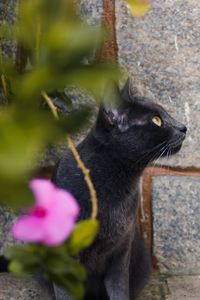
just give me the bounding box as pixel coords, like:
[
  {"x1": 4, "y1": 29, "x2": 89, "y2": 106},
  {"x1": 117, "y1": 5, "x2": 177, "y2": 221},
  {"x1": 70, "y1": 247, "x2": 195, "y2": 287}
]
[{"x1": 52, "y1": 80, "x2": 187, "y2": 300}]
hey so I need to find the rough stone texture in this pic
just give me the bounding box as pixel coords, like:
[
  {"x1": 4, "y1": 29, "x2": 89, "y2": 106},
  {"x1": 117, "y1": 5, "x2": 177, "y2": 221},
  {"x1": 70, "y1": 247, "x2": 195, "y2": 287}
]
[
  {"x1": 137, "y1": 274, "x2": 163, "y2": 300},
  {"x1": 166, "y1": 275, "x2": 200, "y2": 300},
  {"x1": 0, "y1": 0, "x2": 16, "y2": 24},
  {"x1": 0, "y1": 273, "x2": 54, "y2": 300},
  {"x1": 138, "y1": 274, "x2": 200, "y2": 300},
  {"x1": 80, "y1": 0, "x2": 103, "y2": 25},
  {"x1": 152, "y1": 176, "x2": 200, "y2": 274},
  {"x1": 0, "y1": 0, "x2": 17, "y2": 106},
  {"x1": 0, "y1": 0, "x2": 17, "y2": 59},
  {"x1": 0, "y1": 207, "x2": 18, "y2": 255},
  {"x1": 116, "y1": 0, "x2": 200, "y2": 168}
]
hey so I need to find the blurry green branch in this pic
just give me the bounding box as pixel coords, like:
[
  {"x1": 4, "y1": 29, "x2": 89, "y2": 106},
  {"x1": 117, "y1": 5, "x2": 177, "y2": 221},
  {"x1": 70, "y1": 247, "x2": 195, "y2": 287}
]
[
  {"x1": 1, "y1": 74, "x2": 8, "y2": 96},
  {"x1": 0, "y1": 0, "x2": 120, "y2": 208},
  {"x1": 42, "y1": 91, "x2": 59, "y2": 120},
  {"x1": 0, "y1": 0, "x2": 120, "y2": 298},
  {"x1": 67, "y1": 135, "x2": 98, "y2": 220}
]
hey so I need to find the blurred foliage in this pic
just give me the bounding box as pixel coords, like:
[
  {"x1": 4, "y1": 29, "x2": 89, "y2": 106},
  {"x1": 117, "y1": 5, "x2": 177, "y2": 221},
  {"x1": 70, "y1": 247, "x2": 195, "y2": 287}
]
[
  {"x1": 127, "y1": 0, "x2": 151, "y2": 16},
  {"x1": 6, "y1": 220, "x2": 99, "y2": 300},
  {"x1": 0, "y1": 0, "x2": 120, "y2": 208},
  {"x1": 0, "y1": 0, "x2": 119, "y2": 298}
]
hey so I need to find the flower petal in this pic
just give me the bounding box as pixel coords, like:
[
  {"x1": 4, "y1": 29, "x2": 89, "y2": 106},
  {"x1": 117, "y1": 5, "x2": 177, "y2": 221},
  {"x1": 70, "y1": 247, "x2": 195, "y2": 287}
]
[
  {"x1": 12, "y1": 180, "x2": 80, "y2": 247},
  {"x1": 11, "y1": 216, "x2": 44, "y2": 242},
  {"x1": 54, "y1": 189, "x2": 80, "y2": 217},
  {"x1": 41, "y1": 191, "x2": 79, "y2": 246},
  {"x1": 29, "y1": 179, "x2": 55, "y2": 208},
  {"x1": 42, "y1": 216, "x2": 76, "y2": 246}
]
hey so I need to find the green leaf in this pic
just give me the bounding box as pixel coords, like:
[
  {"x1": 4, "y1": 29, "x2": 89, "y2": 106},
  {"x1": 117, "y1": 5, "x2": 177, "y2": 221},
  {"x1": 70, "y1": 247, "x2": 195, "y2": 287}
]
[
  {"x1": 127, "y1": 0, "x2": 151, "y2": 16},
  {"x1": 46, "y1": 259, "x2": 86, "y2": 300},
  {"x1": 44, "y1": 250, "x2": 86, "y2": 300},
  {"x1": 6, "y1": 244, "x2": 42, "y2": 275},
  {"x1": 59, "y1": 276, "x2": 85, "y2": 300},
  {"x1": 0, "y1": 110, "x2": 51, "y2": 178},
  {"x1": 67, "y1": 220, "x2": 99, "y2": 255},
  {"x1": 0, "y1": 178, "x2": 33, "y2": 208},
  {"x1": 57, "y1": 107, "x2": 92, "y2": 134},
  {"x1": 0, "y1": 24, "x2": 14, "y2": 40},
  {"x1": 62, "y1": 64, "x2": 121, "y2": 99},
  {"x1": 9, "y1": 260, "x2": 22, "y2": 273}
]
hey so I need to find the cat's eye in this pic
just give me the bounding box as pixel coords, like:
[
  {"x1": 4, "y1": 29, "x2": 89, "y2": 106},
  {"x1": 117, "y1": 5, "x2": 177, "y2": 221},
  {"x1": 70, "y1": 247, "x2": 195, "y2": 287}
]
[{"x1": 152, "y1": 116, "x2": 162, "y2": 127}]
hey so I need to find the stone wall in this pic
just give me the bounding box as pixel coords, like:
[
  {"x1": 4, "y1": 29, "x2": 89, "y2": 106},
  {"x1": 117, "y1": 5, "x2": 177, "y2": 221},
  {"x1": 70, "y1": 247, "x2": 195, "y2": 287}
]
[{"x1": 115, "y1": 0, "x2": 200, "y2": 275}]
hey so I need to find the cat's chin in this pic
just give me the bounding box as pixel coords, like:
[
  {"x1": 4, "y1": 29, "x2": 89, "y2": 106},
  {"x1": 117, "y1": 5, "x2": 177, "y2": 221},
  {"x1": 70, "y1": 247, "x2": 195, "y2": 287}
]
[
  {"x1": 168, "y1": 143, "x2": 183, "y2": 155},
  {"x1": 162, "y1": 142, "x2": 183, "y2": 157}
]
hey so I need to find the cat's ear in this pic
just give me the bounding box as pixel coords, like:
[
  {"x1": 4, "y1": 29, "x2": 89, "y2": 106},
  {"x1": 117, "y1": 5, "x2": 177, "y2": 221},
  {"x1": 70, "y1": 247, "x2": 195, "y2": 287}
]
[
  {"x1": 99, "y1": 81, "x2": 129, "y2": 131},
  {"x1": 121, "y1": 78, "x2": 134, "y2": 102}
]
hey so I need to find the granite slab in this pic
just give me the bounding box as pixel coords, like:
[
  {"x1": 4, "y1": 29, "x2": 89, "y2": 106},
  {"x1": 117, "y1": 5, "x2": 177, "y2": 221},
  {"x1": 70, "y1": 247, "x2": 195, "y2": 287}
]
[
  {"x1": 0, "y1": 206, "x2": 17, "y2": 256},
  {"x1": 166, "y1": 275, "x2": 200, "y2": 300},
  {"x1": 0, "y1": 273, "x2": 54, "y2": 300},
  {"x1": 152, "y1": 176, "x2": 200, "y2": 274}
]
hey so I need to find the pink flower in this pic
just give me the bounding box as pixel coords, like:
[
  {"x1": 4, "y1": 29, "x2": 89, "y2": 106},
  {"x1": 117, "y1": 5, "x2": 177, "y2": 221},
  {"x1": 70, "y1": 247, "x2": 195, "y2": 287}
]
[{"x1": 11, "y1": 179, "x2": 79, "y2": 246}]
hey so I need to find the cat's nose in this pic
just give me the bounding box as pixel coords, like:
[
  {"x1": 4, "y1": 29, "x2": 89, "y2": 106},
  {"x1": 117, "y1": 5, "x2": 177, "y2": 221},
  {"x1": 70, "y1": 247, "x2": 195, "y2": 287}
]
[{"x1": 179, "y1": 125, "x2": 187, "y2": 134}]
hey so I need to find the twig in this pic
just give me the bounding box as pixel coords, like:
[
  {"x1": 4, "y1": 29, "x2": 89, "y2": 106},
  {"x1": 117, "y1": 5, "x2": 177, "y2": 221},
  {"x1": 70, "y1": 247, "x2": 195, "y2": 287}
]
[
  {"x1": 67, "y1": 136, "x2": 98, "y2": 220},
  {"x1": 42, "y1": 91, "x2": 98, "y2": 220},
  {"x1": 1, "y1": 74, "x2": 8, "y2": 96},
  {"x1": 42, "y1": 91, "x2": 59, "y2": 120}
]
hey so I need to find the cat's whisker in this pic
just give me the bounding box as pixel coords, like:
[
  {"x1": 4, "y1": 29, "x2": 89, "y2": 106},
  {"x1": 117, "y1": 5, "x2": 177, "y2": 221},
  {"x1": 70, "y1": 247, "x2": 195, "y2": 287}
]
[
  {"x1": 135, "y1": 133, "x2": 184, "y2": 170},
  {"x1": 152, "y1": 144, "x2": 170, "y2": 167},
  {"x1": 135, "y1": 140, "x2": 169, "y2": 166},
  {"x1": 167, "y1": 148, "x2": 171, "y2": 167}
]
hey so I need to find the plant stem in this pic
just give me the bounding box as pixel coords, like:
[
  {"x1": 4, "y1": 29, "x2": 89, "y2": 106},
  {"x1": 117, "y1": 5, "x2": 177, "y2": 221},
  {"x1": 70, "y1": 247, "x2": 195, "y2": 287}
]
[
  {"x1": 1, "y1": 74, "x2": 8, "y2": 96},
  {"x1": 67, "y1": 135, "x2": 98, "y2": 220},
  {"x1": 42, "y1": 91, "x2": 98, "y2": 220},
  {"x1": 42, "y1": 91, "x2": 59, "y2": 120}
]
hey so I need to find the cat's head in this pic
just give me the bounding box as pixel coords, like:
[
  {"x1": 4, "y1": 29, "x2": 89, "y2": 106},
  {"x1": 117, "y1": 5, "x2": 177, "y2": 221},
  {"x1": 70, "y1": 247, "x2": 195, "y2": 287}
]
[{"x1": 95, "y1": 80, "x2": 187, "y2": 167}]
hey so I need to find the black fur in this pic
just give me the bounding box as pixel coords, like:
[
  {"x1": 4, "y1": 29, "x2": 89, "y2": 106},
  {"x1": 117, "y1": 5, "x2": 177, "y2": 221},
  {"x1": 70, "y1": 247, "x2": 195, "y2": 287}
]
[{"x1": 52, "y1": 81, "x2": 186, "y2": 300}]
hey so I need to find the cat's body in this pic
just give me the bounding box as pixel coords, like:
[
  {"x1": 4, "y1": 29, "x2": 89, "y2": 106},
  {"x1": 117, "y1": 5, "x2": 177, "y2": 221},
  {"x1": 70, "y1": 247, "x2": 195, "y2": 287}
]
[
  {"x1": 52, "y1": 81, "x2": 186, "y2": 300},
  {"x1": 53, "y1": 134, "x2": 149, "y2": 300}
]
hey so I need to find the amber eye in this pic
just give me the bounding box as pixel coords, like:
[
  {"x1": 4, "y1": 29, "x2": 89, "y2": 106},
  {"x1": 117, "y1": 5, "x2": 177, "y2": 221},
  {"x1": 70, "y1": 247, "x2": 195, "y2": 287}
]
[{"x1": 152, "y1": 116, "x2": 162, "y2": 127}]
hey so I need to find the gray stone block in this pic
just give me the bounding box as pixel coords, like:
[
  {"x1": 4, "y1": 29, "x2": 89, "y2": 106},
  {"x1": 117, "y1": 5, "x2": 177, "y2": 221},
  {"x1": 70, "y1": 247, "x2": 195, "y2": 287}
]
[
  {"x1": 116, "y1": 0, "x2": 200, "y2": 167},
  {"x1": 133, "y1": 274, "x2": 200, "y2": 300},
  {"x1": 152, "y1": 176, "x2": 200, "y2": 274},
  {"x1": 0, "y1": 273, "x2": 54, "y2": 300},
  {"x1": 0, "y1": 206, "x2": 17, "y2": 255},
  {"x1": 137, "y1": 274, "x2": 163, "y2": 300},
  {"x1": 0, "y1": 0, "x2": 17, "y2": 59},
  {"x1": 80, "y1": 0, "x2": 103, "y2": 25},
  {"x1": 0, "y1": 0, "x2": 16, "y2": 24},
  {"x1": 166, "y1": 275, "x2": 200, "y2": 300}
]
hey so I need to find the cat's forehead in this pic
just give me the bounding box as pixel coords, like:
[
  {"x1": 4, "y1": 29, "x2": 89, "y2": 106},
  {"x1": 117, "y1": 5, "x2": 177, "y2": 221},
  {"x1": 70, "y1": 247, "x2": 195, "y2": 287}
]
[{"x1": 131, "y1": 98, "x2": 168, "y2": 116}]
